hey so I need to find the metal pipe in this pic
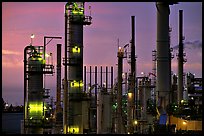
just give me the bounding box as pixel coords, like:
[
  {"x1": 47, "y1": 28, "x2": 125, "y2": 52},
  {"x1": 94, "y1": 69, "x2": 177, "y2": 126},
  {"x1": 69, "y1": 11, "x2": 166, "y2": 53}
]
[
  {"x1": 111, "y1": 66, "x2": 113, "y2": 90},
  {"x1": 56, "y1": 44, "x2": 62, "y2": 123},
  {"x1": 43, "y1": 36, "x2": 62, "y2": 60},
  {"x1": 106, "y1": 66, "x2": 108, "y2": 92},
  {"x1": 100, "y1": 66, "x2": 102, "y2": 87},
  {"x1": 131, "y1": 16, "x2": 136, "y2": 107},
  {"x1": 177, "y1": 10, "x2": 184, "y2": 104},
  {"x1": 117, "y1": 47, "x2": 124, "y2": 134},
  {"x1": 90, "y1": 66, "x2": 92, "y2": 93},
  {"x1": 95, "y1": 66, "x2": 97, "y2": 106},
  {"x1": 84, "y1": 66, "x2": 86, "y2": 93},
  {"x1": 127, "y1": 16, "x2": 136, "y2": 134},
  {"x1": 97, "y1": 90, "x2": 102, "y2": 134},
  {"x1": 131, "y1": 16, "x2": 136, "y2": 79},
  {"x1": 63, "y1": 3, "x2": 68, "y2": 133}
]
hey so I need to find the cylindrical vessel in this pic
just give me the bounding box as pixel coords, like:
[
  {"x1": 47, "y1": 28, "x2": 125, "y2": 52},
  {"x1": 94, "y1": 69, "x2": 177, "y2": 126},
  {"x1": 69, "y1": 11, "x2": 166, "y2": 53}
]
[
  {"x1": 27, "y1": 54, "x2": 44, "y2": 134},
  {"x1": 97, "y1": 91, "x2": 102, "y2": 134},
  {"x1": 66, "y1": 2, "x2": 85, "y2": 134},
  {"x1": 64, "y1": 2, "x2": 91, "y2": 133},
  {"x1": 97, "y1": 91, "x2": 112, "y2": 134},
  {"x1": 156, "y1": 2, "x2": 170, "y2": 108}
]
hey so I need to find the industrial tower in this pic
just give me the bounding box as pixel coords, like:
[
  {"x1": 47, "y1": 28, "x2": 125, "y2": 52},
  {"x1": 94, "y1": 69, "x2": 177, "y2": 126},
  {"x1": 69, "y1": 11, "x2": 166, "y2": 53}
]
[
  {"x1": 63, "y1": 2, "x2": 92, "y2": 134},
  {"x1": 23, "y1": 45, "x2": 54, "y2": 134}
]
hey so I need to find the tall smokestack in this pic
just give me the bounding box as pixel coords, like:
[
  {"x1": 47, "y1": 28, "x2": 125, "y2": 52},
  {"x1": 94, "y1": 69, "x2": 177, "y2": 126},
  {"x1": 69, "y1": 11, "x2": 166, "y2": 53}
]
[
  {"x1": 116, "y1": 47, "x2": 124, "y2": 134},
  {"x1": 131, "y1": 16, "x2": 136, "y2": 79},
  {"x1": 131, "y1": 16, "x2": 136, "y2": 119},
  {"x1": 177, "y1": 10, "x2": 184, "y2": 104},
  {"x1": 156, "y1": 2, "x2": 171, "y2": 109}
]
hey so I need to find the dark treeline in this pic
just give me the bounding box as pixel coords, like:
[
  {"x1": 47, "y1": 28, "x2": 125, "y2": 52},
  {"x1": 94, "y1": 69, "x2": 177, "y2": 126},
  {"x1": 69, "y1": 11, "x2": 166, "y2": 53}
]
[{"x1": 2, "y1": 98, "x2": 23, "y2": 113}]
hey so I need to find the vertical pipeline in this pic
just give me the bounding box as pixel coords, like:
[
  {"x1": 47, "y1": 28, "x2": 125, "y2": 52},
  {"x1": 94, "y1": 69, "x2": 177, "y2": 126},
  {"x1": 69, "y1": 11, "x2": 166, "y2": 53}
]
[
  {"x1": 177, "y1": 10, "x2": 184, "y2": 104},
  {"x1": 56, "y1": 44, "x2": 62, "y2": 121},
  {"x1": 63, "y1": 4, "x2": 68, "y2": 134}
]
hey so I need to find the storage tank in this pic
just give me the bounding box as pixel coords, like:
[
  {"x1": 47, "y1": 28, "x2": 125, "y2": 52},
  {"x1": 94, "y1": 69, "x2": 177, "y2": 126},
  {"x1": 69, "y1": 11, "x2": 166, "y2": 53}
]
[{"x1": 97, "y1": 90, "x2": 112, "y2": 134}]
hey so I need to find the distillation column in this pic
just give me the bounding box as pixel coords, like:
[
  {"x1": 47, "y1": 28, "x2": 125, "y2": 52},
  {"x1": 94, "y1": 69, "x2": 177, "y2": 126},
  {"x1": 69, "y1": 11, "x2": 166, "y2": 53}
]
[
  {"x1": 63, "y1": 2, "x2": 92, "y2": 134},
  {"x1": 27, "y1": 49, "x2": 44, "y2": 134},
  {"x1": 156, "y1": 2, "x2": 171, "y2": 110},
  {"x1": 23, "y1": 45, "x2": 54, "y2": 134}
]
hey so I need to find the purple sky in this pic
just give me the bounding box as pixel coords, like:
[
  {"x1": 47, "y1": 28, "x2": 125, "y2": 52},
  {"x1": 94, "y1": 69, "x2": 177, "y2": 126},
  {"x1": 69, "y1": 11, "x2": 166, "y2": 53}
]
[{"x1": 2, "y1": 2, "x2": 202, "y2": 105}]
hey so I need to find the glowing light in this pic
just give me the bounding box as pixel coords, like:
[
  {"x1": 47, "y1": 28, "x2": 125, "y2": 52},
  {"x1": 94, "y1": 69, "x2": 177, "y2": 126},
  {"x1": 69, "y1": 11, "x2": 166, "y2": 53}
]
[
  {"x1": 191, "y1": 97, "x2": 194, "y2": 100},
  {"x1": 70, "y1": 80, "x2": 83, "y2": 88},
  {"x1": 68, "y1": 126, "x2": 79, "y2": 134},
  {"x1": 29, "y1": 102, "x2": 43, "y2": 112},
  {"x1": 118, "y1": 47, "x2": 124, "y2": 53},
  {"x1": 45, "y1": 53, "x2": 50, "y2": 57},
  {"x1": 38, "y1": 57, "x2": 43, "y2": 61},
  {"x1": 71, "y1": 2, "x2": 84, "y2": 15},
  {"x1": 72, "y1": 10, "x2": 83, "y2": 15},
  {"x1": 31, "y1": 34, "x2": 35, "y2": 39},
  {"x1": 72, "y1": 46, "x2": 80, "y2": 53},
  {"x1": 42, "y1": 59, "x2": 46, "y2": 64},
  {"x1": 64, "y1": 125, "x2": 67, "y2": 134},
  {"x1": 183, "y1": 121, "x2": 187, "y2": 125},
  {"x1": 134, "y1": 120, "x2": 138, "y2": 125},
  {"x1": 103, "y1": 82, "x2": 106, "y2": 87},
  {"x1": 122, "y1": 73, "x2": 125, "y2": 78},
  {"x1": 128, "y1": 92, "x2": 133, "y2": 99}
]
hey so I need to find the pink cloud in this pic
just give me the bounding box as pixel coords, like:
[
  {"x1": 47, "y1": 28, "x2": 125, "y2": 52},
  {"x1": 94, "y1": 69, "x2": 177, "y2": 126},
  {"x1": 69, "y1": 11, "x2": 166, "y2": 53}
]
[
  {"x1": 2, "y1": 56, "x2": 23, "y2": 68},
  {"x1": 2, "y1": 49, "x2": 21, "y2": 55}
]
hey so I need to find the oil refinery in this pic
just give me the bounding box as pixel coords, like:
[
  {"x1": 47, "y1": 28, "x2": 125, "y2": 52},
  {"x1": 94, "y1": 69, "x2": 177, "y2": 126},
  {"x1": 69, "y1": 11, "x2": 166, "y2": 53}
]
[{"x1": 20, "y1": 2, "x2": 202, "y2": 134}]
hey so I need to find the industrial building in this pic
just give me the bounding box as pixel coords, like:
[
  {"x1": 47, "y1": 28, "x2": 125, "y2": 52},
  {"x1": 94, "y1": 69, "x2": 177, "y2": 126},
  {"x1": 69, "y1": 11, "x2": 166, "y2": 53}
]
[{"x1": 21, "y1": 2, "x2": 202, "y2": 134}]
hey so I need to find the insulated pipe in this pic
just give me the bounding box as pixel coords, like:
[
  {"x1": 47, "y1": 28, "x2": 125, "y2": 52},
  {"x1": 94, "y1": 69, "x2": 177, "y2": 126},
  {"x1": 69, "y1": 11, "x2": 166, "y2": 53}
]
[
  {"x1": 111, "y1": 66, "x2": 113, "y2": 90},
  {"x1": 97, "y1": 91, "x2": 102, "y2": 134},
  {"x1": 95, "y1": 66, "x2": 97, "y2": 106},
  {"x1": 106, "y1": 66, "x2": 108, "y2": 92},
  {"x1": 84, "y1": 66, "x2": 86, "y2": 93},
  {"x1": 56, "y1": 44, "x2": 62, "y2": 122},
  {"x1": 90, "y1": 66, "x2": 92, "y2": 94},
  {"x1": 177, "y1": 10, "x2": 184, "y2": 104},
  {"x1": 100, "y1": 66, "x2": 103, "y2": 87},
  {"x1": 156, "y1": 2, "x2": 170, "y2": 109}
]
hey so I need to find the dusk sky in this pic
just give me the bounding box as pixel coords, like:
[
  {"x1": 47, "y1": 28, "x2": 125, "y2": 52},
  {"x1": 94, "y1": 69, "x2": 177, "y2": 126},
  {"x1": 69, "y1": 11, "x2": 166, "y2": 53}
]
[{"x1": 2, "y1": 2, "x2": 202, "y2": 105}]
